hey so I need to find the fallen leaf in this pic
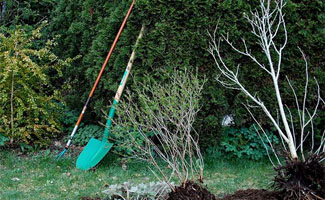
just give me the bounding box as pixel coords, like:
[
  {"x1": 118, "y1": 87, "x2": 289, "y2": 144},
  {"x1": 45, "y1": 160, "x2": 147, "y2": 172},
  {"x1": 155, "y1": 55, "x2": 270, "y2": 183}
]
[{"x1": 11, "y1": 177, "x2": 20, "y2": 181}]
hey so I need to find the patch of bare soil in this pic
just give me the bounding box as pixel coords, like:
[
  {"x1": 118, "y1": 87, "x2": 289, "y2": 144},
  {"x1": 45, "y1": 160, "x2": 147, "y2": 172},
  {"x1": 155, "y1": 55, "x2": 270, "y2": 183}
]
[
  {"x1": 167, "y1": 181, "x2": 217, "y2": 200},
  {"x1": 217, "y1": 189, "x2": 282, "y2": 200}
]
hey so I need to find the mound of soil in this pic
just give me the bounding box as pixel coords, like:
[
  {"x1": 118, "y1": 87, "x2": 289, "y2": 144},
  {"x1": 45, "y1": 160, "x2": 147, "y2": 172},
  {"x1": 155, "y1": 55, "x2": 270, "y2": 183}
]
[
  {"x1": 167, "y1": 181, "x2": 217, "y2": 200},
  {"x1": 218, "y1": 189, "x2": 282, "y2": 200}
]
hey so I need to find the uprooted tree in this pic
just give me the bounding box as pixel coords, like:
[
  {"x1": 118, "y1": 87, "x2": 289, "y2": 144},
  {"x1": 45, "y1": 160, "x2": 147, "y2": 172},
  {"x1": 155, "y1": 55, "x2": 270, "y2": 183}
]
[{"x1": 208, "y1": 0, "x2": 324, "y2": 199}]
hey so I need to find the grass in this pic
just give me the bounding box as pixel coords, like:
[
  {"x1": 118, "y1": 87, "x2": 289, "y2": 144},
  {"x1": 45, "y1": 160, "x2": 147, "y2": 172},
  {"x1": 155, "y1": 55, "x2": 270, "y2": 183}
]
[{"x1": 0, "y1": 149, "x2": 275, "y2": 200}]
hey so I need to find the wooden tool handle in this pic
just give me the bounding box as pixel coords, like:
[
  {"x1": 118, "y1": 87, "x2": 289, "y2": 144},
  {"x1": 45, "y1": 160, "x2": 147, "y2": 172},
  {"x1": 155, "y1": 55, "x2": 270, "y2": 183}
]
[{"x1": 114, "y1": 25, "x2": 145, "y2": 102}]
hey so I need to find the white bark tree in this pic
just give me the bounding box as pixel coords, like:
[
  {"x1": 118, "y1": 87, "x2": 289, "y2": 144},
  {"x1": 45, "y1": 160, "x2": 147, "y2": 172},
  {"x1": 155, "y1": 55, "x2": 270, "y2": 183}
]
[{"x1": 208, "y1": 0, "x2": 324, "y2": 162}]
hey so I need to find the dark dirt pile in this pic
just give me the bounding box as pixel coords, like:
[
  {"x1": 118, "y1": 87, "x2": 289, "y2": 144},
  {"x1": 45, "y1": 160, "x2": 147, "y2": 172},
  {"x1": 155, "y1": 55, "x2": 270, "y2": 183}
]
[
  {"x1": 167, "y1": 181, "x2": 217, "y2": 200},
  {"x1": 274, "y1": 153, "x2": 325, "y2": 200},
  {"x1": 217, "y1": 189, "x2": 282, "y2": 200}
]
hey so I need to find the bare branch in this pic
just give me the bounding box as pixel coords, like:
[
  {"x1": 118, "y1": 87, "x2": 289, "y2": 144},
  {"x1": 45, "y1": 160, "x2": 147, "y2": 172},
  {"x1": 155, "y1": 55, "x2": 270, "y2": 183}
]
[{"x1": 315, "y1": 131, "x2": 325, "y2": 155}]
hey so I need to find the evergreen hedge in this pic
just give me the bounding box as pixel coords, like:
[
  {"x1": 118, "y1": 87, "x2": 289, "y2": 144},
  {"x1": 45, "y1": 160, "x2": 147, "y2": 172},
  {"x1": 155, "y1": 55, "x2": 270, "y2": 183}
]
[{"x1": 3, "y1": 0, "x2": 323, "y2": 148}]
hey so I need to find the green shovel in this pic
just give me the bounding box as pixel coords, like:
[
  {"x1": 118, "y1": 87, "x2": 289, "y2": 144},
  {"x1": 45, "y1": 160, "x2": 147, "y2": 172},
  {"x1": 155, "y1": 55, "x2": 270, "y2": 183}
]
[{"x1": 76, "y1": 26, "x2": 145, "y2": 170}]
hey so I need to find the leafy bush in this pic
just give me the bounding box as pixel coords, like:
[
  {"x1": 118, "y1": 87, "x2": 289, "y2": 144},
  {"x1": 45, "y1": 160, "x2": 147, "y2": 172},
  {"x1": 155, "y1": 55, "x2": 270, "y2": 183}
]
[
  {"x1": 68, "y1": 124, "x2": 103, "y2": 146},
  {"x1": 219, "y1": 125, "x2": 279, "y2": 160},
  {"x1": 0, "y1": 24, "x2": 71, "y2": 146}
]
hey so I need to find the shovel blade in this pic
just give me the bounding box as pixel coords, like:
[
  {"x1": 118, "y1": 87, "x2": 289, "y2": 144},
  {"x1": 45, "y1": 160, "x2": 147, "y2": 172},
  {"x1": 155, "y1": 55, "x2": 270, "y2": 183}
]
[{"x1": 76, "y1": 137, "x2": 113, "y2": 170}]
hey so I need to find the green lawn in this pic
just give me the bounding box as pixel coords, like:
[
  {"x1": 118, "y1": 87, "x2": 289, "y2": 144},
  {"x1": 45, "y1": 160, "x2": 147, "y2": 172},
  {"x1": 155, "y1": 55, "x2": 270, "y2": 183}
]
[{"x1": 0, "y1": 149, "x2": 274, "y2": 200}]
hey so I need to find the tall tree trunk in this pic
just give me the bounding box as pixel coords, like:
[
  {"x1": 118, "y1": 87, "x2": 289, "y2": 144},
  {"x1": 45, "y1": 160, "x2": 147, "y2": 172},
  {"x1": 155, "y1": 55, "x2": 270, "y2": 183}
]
[{"x1": 273, "y1": 78, "x2": 298, "y2": 160}]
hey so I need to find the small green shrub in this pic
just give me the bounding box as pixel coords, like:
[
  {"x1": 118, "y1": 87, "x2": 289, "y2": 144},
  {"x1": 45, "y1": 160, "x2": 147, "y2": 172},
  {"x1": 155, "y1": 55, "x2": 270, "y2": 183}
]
[
  {"x1": 69, "y1": 124, "x2": 103, "y2": 146},
  {"x1": 0, "y1": 24, "x2": 72, "y2": 146},
  {"x1": 219, "y1": 125, "x2": 279, "y2": 160}
]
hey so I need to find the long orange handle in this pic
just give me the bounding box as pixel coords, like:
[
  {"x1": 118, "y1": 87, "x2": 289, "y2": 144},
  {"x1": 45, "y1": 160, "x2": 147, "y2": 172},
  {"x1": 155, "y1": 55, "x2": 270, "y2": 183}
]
[
  {"x1": 60, "y1": 0, "x2": 135, "y2": 153},
  {"x1": 89, "y1": 0, "x2": 135, "y2": 97}
]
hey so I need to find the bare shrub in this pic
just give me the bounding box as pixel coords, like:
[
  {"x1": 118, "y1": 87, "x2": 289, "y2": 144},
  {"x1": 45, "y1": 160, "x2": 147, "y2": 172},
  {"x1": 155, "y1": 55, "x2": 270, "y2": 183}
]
[{"x1": 112, "y1": 69, "x2": 205, "y2": 191}]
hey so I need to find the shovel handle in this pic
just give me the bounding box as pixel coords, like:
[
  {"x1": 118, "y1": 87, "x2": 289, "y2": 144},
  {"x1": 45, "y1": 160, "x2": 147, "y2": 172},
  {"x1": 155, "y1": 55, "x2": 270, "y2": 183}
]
[
  {"x1": 115, "y1": 25, "x2": 145, "y2": 103},
  {"x1": 103, "y1": 25, "x2": 145, "y2": 140}
]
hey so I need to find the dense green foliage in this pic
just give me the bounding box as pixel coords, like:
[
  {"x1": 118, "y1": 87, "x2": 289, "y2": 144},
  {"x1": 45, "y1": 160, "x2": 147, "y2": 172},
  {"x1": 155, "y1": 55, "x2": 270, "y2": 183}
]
[
  {"x1": 0, "y1": 24, "x2": 70, "y2": 146},
  {"x1": 69, "y1": 124, "x2": 103, "y2": 146},
  {"x1": 0, "y1": 0, "x2": 323, "y2": 150},
  {"x1": 46, "y1": 0, "x2": 324, "y2": 149},
  {"x1": 219, "y1": 125, "x2": 279, "y2": 160},
  {"x1": 0, "y1": 0, "x2": 55, "y2": 26}
]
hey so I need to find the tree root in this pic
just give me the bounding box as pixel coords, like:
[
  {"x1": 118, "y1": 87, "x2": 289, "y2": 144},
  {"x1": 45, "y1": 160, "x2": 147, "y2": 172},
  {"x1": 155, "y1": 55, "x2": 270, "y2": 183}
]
[{"x1": 274, "y1": 153, "x2": 325, "y2": 200}]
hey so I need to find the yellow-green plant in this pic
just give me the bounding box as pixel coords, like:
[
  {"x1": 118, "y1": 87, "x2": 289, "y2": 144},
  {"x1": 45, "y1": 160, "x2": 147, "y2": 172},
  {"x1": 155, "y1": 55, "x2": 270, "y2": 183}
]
[{"x1": 0, "y1": 24, "x2": 71, "y2": 146}]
